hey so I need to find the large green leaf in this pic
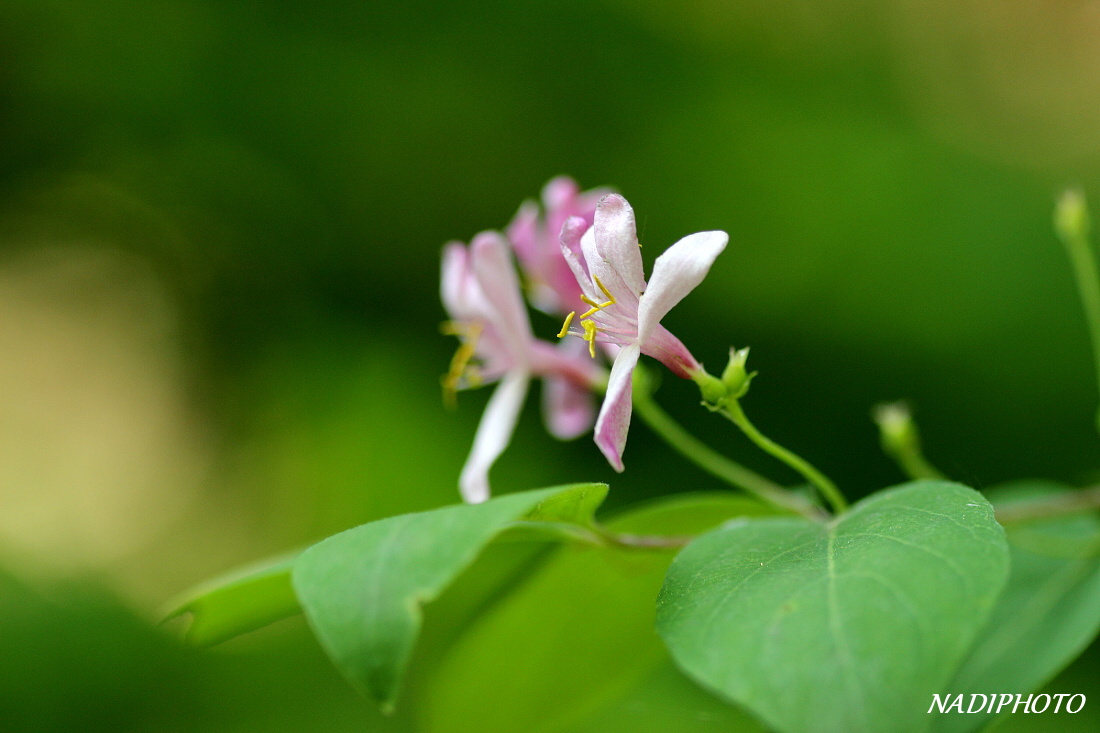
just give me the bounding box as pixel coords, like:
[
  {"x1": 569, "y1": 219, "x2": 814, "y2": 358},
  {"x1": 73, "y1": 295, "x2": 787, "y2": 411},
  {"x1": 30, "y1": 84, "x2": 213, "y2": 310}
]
[
  {"x1": 291, "y1": 483, "x2": 607, "y2": 710},
  {"x1": 421, "y1": 493, "x2": 778, "y2": 733},
  {"x1": 657, "y1": 481, "x2": 1009, "y2": 733},
  {"x1": 165, "y1": 551, "x2": 300, "y2": 647},
  {"x1": 933, "y1": 480, "x2": 1100, "y2": 733}
]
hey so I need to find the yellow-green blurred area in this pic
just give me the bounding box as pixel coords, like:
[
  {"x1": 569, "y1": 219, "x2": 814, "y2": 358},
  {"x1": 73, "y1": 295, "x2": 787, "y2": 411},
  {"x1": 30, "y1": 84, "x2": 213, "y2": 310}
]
[{"x1": 2, "y1": 0, "x2": 1100, "y2": 730}]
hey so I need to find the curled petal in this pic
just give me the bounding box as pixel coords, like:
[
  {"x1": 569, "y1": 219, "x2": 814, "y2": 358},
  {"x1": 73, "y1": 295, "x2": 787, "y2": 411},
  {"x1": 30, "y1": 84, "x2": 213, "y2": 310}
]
[
  {"x1": 593, "y1": 194, "x2": 646, "y2": 298},
  {"x1": 636, "y1": 230, "x2": 728, "y2": 343},
  {"x1": 459, "y1": 371, "x2": 531, "y2": 504},
  {"x1": 471, "y1": 232, "x2": 533, "y2": 358},
  {"x1": 579, "y1": 224, "x2": 639, "y2": 308},
  {"x1": 560, "y1": 217, "x2": 599, "y2": 302},
  {"x1": 593, "y1": 343, "x2": 640, "y2": 472}
]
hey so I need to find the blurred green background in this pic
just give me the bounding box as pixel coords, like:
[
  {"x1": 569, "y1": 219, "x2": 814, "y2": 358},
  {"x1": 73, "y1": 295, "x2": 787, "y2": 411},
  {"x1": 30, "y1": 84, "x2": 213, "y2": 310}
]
[{"x1": 2, "y1": 0, "x2": 1099, "y2": 730}]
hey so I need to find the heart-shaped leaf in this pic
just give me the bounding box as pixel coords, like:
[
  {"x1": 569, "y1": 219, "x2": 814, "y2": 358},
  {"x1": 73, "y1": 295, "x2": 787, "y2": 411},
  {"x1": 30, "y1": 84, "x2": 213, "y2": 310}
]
[
  {"x1": 292, "y1": 483, "x2": 607, "y2": 710},
  {"x1": 657, "y1": 481, "x2": 1009, "y2": 733},
  {"x1": 933, "y1": 481, "x2": 1100, "y2": 733}
]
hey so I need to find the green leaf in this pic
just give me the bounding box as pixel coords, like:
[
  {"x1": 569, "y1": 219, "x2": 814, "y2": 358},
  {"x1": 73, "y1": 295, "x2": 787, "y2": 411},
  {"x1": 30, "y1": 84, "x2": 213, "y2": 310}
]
[
  {"x1": 421, "y1": 493, "x2": 779, "y2": 733},
  {"x1": 657, "y1": 481, "x2": 1009, "y2": 733},
  {"x1": 165, "y1": 551, "x2": 300, "y2": 647},
  {"x1": 291, "y1": 482, "x2": 607, "y2": 710},
  {"x1": 932, "y1": 480, "x2": 1100, "y2": 733}
]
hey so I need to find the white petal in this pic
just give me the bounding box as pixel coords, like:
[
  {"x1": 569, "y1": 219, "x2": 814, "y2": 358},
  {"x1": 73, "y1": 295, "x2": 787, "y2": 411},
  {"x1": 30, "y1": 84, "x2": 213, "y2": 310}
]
[
  {"x1": 593, "y1": 344, "x2": 640, "y2": 472},
  {"x1": 637, "y1": 230, "x2": 727, "y2": 342},
  {"x1": 559, "y1": 217, "x2": 599, "y2": 303},
  {"x1": 440, "y1": 242, "x2": 471, "y2": 318},
  {"x1": 593, "y1": 194, "x2": 646, "y2": 298},
  {"x1": 458, "y1": 371, "x2": 530, "y2": 503},
  {"x1": 579, "y1": 219, "x2": 638, "y2": 308},
  {"x1": 471, "y1": 231, "x2": 533, "y2": 357},
  {"x1": 578, "y1": 224, "x2": 602, "y2": 284}
]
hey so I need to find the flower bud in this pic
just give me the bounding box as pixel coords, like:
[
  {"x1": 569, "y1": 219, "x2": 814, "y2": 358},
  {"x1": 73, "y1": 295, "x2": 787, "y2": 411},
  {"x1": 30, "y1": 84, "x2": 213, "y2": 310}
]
[
  {"x1": 1056, "y1": 189, "x2": 1090, "y2": 242},
  {"x1": 694, "y1": 371, "x2": 727, "y2": 407},
  {"x1": 721, "y1": 347, "x2": 754, "y2": 399},
  {"x1": 873, "y1": 402, "x2": 918, "y2": 455}
]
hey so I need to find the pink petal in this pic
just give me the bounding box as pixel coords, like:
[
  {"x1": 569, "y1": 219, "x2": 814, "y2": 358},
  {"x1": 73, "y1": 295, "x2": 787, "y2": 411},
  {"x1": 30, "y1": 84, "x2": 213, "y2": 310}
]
[
  {"x1": 636, "y1": 230, "x2": 728, "y2": 343},
  {"x1": 458, "y1": 370, "x2": 531, "y2": 503},
  {"x1": 541, "y1": 176, "x2": 581, "y2": 210},
  {"x1": 540, "y1": 337, "x2": 597, "y2": 439},
  {"x1": 593, "y1": 194, "x2": 646, "y2": 298},
  {"x1": 639, "y1": 323, "x2": 702, "y2": 379},
  {"x1": 505, "y1": 200, "x2": 540, "y2": 265},
  {"x1": 593, "y1": 343, "x2": 640, "y2": 472},
  {"x1": 542, "y1": 374, "x2": 595, "y2": 440},
  {"x1": 471, "y1": 231, "x2": 533, "y2": 358}
]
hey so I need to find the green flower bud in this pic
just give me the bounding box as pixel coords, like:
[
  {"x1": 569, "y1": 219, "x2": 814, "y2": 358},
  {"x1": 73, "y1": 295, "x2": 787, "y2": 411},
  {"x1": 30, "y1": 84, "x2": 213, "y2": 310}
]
[
  {"x1": 721, "y1": 347, "x2": 754, "y2": 399},
  {"x1": 694, "y1": 371, "x2": 727, "y2": 407},
  {"x1": 873, "y1": 401, "x2": 917, "y2": 455},
  {"x1": 1055, "y1": 189, "x2": 1090, "y2": 242}
]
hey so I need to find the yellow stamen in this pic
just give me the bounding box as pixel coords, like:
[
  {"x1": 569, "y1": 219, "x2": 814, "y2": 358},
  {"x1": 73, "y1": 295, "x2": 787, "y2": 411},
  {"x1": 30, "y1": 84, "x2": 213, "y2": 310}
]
[
  {"x1": 582, "y1": 319, "x2": 599, "y2": 358},
  {"x1": 593, "y1": 276, "x2": 615, "y2": 303},
  {"x1": 441, "y1": 322, "x2": 482, "y2": 407},
  {"x1": 579, "y1": 289, "x2": 615, "y2": 318},
  {"x1": 441, "y1": 375, "x2": 458, "y2": 409},
  {"x1": 557, "y1": 311, "x2": 576, "y2": 338},
  {"x1": 579, "y1": 305, "x2": 601, "y2": 319}
]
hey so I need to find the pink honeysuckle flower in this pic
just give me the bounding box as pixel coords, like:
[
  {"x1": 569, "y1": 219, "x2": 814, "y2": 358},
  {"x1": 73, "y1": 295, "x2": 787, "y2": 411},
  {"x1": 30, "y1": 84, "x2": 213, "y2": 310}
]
[
  {"x1": 441, "y1": 231, "x2": 604, "y2": 503},
  {"x1": 557, "y1": 194, "x2": 728, "y2": 472},
  {"x1": 506, "y1": 176, "x2": 611, "y2": 315}
]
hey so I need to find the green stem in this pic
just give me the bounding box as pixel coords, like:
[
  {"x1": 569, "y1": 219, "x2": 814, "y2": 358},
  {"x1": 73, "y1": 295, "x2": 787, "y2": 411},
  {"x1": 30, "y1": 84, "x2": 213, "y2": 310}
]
[
  {"x1": 719, "y1": 400, "x2": 848, "y2": 515},
  {"x1": 506, "y1": 520, "x2": 693, "y2": 549},
  {"x1": 1057, "y1": 190, "x2": 1100, "y2": 433},
  {"x1": 632, "y1": 386, "x2": 825, "y2": 520},
  {"x1": 594, "y1": 526, "x2": 695, "y2": 549},
  {"x1": 890, "y1": 450, "x2": 944, "y2": 483}
]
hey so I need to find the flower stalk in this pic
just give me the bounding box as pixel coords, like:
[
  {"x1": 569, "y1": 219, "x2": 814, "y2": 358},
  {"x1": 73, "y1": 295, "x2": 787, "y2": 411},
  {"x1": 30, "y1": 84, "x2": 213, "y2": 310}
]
[
  {"x1": 631, "y1": 370, "x2": 825, "y2": 520},
  {"x1": 1056, "y1": 189, "x2": 1100, "y2": 435},
  {"x1": 717, "y1": 399, "x2": 848, "y2": 515}
]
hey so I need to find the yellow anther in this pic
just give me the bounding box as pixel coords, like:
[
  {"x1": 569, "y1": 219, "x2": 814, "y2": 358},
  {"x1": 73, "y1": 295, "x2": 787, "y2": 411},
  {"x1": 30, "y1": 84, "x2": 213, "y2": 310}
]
[
  {"x1": 582, "y1": 319, "x2": 599, "y2": 358},
  {"x1": 579, "y1": 305, "x2": 601, "y2": 319},
  {"x1": 557, "y1": 311, "x2": 575, "y2": 338},
  {"x1": 441, "y1": 322, "x2": 482, "y2": 407},
  {"x1": 579, "y1": 291, "x2": 614, "y2": 319},
  {"x1": 593, "y1": 276, "x2": 615, "y2": 303}
]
